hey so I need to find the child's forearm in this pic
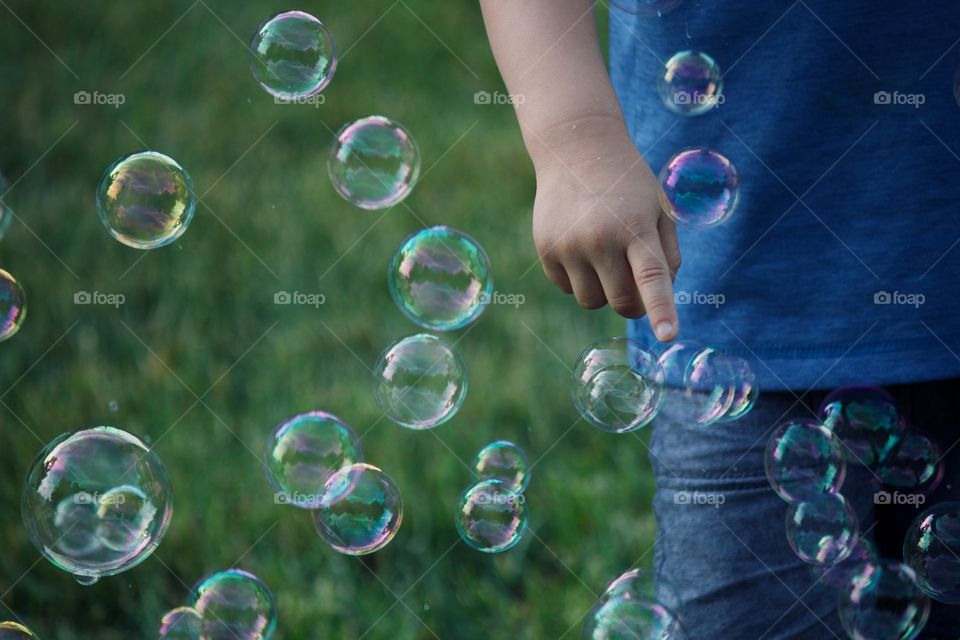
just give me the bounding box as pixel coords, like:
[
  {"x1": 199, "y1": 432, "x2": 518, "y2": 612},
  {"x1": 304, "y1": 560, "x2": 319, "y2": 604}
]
[{"x1": 479, "y1": 0, "x2": 633, "y2": 171}]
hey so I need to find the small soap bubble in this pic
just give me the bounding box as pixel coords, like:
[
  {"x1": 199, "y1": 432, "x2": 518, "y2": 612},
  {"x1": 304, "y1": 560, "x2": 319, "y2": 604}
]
[
  {"x1": 0, "y1": 269, "x2": 26, "y2": 342},
  {"x1": 328, "y1": 115, "x2": 420, "y2": 210},
  {"x1": 903, "y1": 501, "x2": 960, "y2": 604},
  {"x1": 21, "y1": 426, "x2": 172, "y2": 581},
  {"x1": 878, "y1": 430, "x2": 943, "y2": 494},
  {"x1": 388, "y1": 226, "x2": 493, "y2": 331},
  {"x1": 159, "y1": 606, "x2": 203, "y2": 639},
  {"x1": 786, "y1": 493, "x2": 858, "y2": 566},
  {"x1": 312, "y1": 463, "x2": 403, "y2": 555},
  {"x1": 108, "y1": 399, "x2": 119, "y2": 413},
  {"x1": 572, "y1": 337, "x2": 665, "y2": 433},
  {"x1": 839, "y1": 562, "x2": 930, "y2": 640},
  {"x1": 765, "y1": 420, "x2": 846, "y2": 503},
  {"x1": 455, "y1": 479, "x2": 527, "y2": 553},
  {"x1": 811, "y1": 536, "x2": 878, "y2": 591},
  {"x1": 0, "y1": 173, "x2": 13, "y2": 241},
  {"x1": 190, "y1": 569, "x2": 277, "y2": 640},
  {"x1": 96, "y1": 151, "x2": 196, "y2": 249},
  {"x1": 250, "y1": 11, "x2": 337, "y2": 99},
  {"x1": 584, "y1": 569, "x2": 681, "y2": 639},
  {"x1": 818, "y1": 386, "x2": 903, "y2": 467},
  {"x1": 0, "y1": 622, "x2": 38, "y2": 639},
  {"x1": 657, "y1": 50, "x2": 723, "y2": 116},
  {"x1": 474, "y1": 440, "x2": 530, "y2": 493},
  {"x1": 658, "y1": 147, "x2": 740, "y2": 227},
  {"x1": 74, "y1": 574, "x2": 99, "y2": 586},
  {"x1": 263, "y1": 411, "x2": 363, "y2": 509},
  {"x1": 373, "y1": 333, "x2": 468, "y2": 429}
]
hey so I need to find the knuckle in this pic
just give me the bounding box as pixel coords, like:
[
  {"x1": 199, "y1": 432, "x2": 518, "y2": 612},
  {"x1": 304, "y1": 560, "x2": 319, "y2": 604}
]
[
  {"x1": 633, "y1": 263, "x2": 671, "y2": 286},
  {"x1": 575, "y1": 291, "x2": 607, "y2": 310},
  {"x1": 609, "y1": 294, "x2": 643, "y2": 317}
]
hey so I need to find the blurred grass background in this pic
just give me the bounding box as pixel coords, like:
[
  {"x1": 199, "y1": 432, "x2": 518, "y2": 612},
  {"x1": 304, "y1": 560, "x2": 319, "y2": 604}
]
[{"x1": 0, "y1": 1, "x2": 658, "y2": 637}]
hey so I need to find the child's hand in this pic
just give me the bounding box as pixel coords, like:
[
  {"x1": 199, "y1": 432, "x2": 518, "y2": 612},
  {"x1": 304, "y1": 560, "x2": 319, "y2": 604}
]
[{"x1": 529, "y1": 117, "x2": 680, "y2": 340}]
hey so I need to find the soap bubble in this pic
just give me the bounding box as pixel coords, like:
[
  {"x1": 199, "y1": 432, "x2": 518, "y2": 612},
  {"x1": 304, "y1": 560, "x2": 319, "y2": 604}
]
[
  {"x1": 818, "y1": 386, "x2": 903, "y2": 467},
  {"x1": 190, "y1": 569, "x2": 277, "y2": 640},
  {"x1": 839, "y1": 562, "x2": 930, "y2": 640},
  {"x1": 785, "y1": 493, "x2": 858, "y2": 565},
  {"x1": 609, "y1": 0, "x2": 684, "y2": 16},
  {"x1": 0, "y1": 269, "x2": 26, "y2": 342},
  {"x1": 572, "y1": 337, "x2": 665, "y2": 433},
  {"x1": 0, "y1": 622, "x2": 38, "y2": 639},
  {"x1": 714, "y1": 356, "x2": 758, "y2": 422},
  {"x1": 657, "y1": 51, "x2": 723, "y2": 116},
  {"x1": 474, "y1": 440, "x2": 530, "y2": 493},
  {"x1": 903, "y1": 502, "x2": 960, "y2": 603},
  {"x1": 250, "y1": 10, "x2": 337, "y2": 99},
  {"x1": 878, "y1": 430, "x2": 943, "y2": 494},
  {"x1": 584, "y1": 569, "x2": 681, "y2": 640},
  {"x1": 388, "y1": 226, "x2": 493, "y2": 331},
  {"x1": 263, "y1": 411, "x2": 362, "y2": 509},
  {"x1": 159, "y1": 606, "x2": 203, "y2": 639},
  {"x1": 312, "y1": 463, "x2": 403, "y2": 555},
  {"x1": 456, "y1": 480, "x2": 527, "y2": 553},
  {"x1": 656, "y1": 342, "x2": 737, "y2": 427},
  {"x1": 373, "y1": 333, "x2": 468, "y2": 429},
  {"x1": 764, "y1": 420, "x2": 846, "y2": 503},
  {"x1": 811, "y1": 536, "x2": 878, "y2": 591},
  {"x1": 658, "y1": 147, "x2": 740, "y2": 227},
  {"x1": 328, "y1": 115, "x2": 420, "y2": 210},
  {"x1": 21, "y1": 426, "x2": 172, "y2": 581},
  {"x1": 0, "y1": 173, "x2": 13, "y2": 241},
  {"x1": 96, "y1": 151, "x2": 196, "y2": 249}
]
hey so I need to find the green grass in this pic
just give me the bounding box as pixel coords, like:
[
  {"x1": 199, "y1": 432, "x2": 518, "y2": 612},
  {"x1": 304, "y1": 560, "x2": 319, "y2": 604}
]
[{"x1": 0, "y1": 2, "x2": 655, "y2": 637}]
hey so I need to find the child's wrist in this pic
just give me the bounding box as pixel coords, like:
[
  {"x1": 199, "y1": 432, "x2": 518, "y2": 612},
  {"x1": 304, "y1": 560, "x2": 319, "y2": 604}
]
[{"x1": 523, "y1": 113, "x2": 637, "y2": 173}]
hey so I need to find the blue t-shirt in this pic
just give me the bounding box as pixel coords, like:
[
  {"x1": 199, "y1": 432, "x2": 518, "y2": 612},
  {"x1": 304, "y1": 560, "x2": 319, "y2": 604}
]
[{"x1": 613, "y1": 1, "x2": 960, "y2": 390}]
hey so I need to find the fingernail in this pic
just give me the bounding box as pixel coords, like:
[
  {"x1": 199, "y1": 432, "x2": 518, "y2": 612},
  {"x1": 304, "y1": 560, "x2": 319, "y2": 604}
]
[{"x1": 654, "y1": 321, "x2": 674, "y2": 341}]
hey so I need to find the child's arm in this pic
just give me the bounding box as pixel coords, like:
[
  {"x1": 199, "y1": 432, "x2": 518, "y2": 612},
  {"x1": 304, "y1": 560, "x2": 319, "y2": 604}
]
[{"x1": 479, "y1": 0, "x2": 679, "y2": 340}]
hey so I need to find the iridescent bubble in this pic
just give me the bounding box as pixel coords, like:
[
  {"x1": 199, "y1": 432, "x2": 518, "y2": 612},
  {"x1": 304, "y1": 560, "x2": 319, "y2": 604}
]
[
  {"x1": 572, "y1": 337, "x2": 665, "y2": 433},
  {"x1": 764, "y1": 420, "x2": 846, "y2": 503},
  {"x1": 388, "y1": 226, "x2": 493, "y2": 331},
  {"x1": 715, "y1": 356, "x2": 758, "y2": 423},
  {"x1": 372, "y1": 333, "x2": 468, "y2": 429},
  {"x1": 312, "y1": 463, "x2": 403, "y2": 555},
  {"x1": 328, "y1": 116, "x2": 420, "y2": 210},
  {"x1": 96, "y1": 151, "x2": 196, "y2": 249},
  {"x1": 0, "y1": 269, "x2": 26, "y2": 342},
  {"x1": 159, "y1": 606, "x2": 203, "y2": 639},
  {"x1": 818, "y1": 386, "x2": 903, "y2": 467},
  {"x1": 811, "y1": 536, "x2": 878, "y2": 591},
  {"x1": 250, "y1": 11, "x2": 337, "y2": 99},
  {"x1": 0, "y1": 622, "x2": 37, "y2": 640},
  {"x1": 21, "y1": 426, "x2": 172, "y2": 581},
  {"x1": 190, "y1": 569, "x2": 277, "y2": 640},
  {"x1": 785, "y1": 493, "x2": 858, "y2": 565},
  {"x1": 657, "y1": 51, "x2": 723, "y2": 117},
  {"x1": 609, "y1": 0, "x2": 684, "y2": 16},
  {"x1": 658, "y1": 147, "x2": 740, "y2": 227},
  {"x1": 682, "y1": 347, "x2": 736, "y2": 425},
  {"x1": 263, "y1": 411, "x2": 362, "y2": 509},
  {"x1": 474, "y1": 440, "x2": 530, "y2": 493},
  {"x1": 839, "y1": 562, "x2": 930, "y2": 640},
  {"x1": 0, "y1": 173, "x2": 13, "y2": 241},
  {"x1": 903, "y1": 502, "x2": 960, "y2": 604},
  {"x1": 584, "y1": 569, "x2": 681, "y2": 640},
  {"x1": 455, "y1": 479, "x2": 527, "y2": 553},
  {"x1": 878, "y1": 430, "x2": 943, "y2": 494}
]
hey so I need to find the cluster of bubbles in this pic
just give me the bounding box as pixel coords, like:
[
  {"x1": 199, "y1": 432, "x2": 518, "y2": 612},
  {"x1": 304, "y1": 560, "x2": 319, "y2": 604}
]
[
  {"x1": 762, "y1": 386, "x2": 960, "y2": 639},
  {"x1": 0, "y1": 622, "x2": 38, "y2": 639},
  {"x1": 0, "y1": 269, "x2": 26, "y2": 342},
  {"x1": 570, "y1": 337, "x2": 757, "y2": 433},
  {"x1": 264, "y1": 411, "x2": 403, "y2": 556},
  {"x1": 250, "y1": 10, "x2": 337, "y2": 99},
  {"x1": 21, "y1": 426, "x2": 173, "y2": 585},
  {"x1": 583, "y1": 569, "x2": 683, "y2": 639},
  {"x1": 159, "y1": 568, "x2": 277, "y2": 639},
  {"x1": 658, "y1": 147, "x2": 740, "y2": 227},
  {"x1": 455, "y1": 441, "x2": 530, "y2": 553}
]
